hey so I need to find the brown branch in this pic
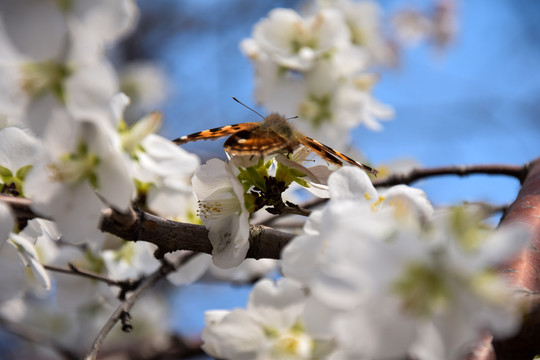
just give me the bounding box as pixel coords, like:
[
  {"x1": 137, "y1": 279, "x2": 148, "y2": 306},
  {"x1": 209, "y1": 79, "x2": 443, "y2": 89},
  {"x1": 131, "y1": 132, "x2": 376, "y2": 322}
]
[
  {"x1": 84, "y1": 253, "x2": 197, "y2": 360},
  {"x1": 491, "y1": 158, "x2": 540, "y2": 360},
  {"x1": 0, "y1": 162, "x2": 531, "y2": 261},
  {"x1": 374, "y1": 163, "x2": 529, "y2": 187},
  {"x1": 467, "y1": 158, "x2": 540, "y2": 360},
  {"x1": 43, "y1": 263, "x2": 142, "y2": 299},
  {"x1": 100, "y1": 207, "x2": 295, "y2": 260},
  {"x1": 0, "y1": 195, "x2": 296, "y2": 260}
]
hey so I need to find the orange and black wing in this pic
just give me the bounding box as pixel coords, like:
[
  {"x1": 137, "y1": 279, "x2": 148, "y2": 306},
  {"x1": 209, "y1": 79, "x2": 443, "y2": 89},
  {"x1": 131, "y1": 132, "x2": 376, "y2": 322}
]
[
  {"x1": 224, "y1": 127, "x2": 294, "y2": 157},
  {"x1": 299, "y1": 136, "x2": 378, "y2": 176},
  {"x1": 173, "y1": 122, "x2": 260, "y2": 145}
]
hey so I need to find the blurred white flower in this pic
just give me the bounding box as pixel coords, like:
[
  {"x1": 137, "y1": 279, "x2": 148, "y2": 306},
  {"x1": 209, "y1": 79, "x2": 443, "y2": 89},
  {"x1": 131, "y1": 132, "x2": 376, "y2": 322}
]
[
  {"x1": 295, "y1": 68, "x2": 393, "y2": 144},
  {"x1": 192, "y1": 158, "x2": 249, "y2": 268},
  {"x1": 282, "y1": 169, "x2": 526, "y2": 359},
  {"x1": 0, "y1": 0, "x2": 137, "y2": 136},
  {"x1": 202, "y1": 278, "x2": 332, "y2": 360},
  {"x1": 24, "y1": 116, "x2": 133, "y2": 243},
  {"x1": 314, "y1": 0, "x2": 397, "y2": 66},
  {"x1": 119, "y1": 62, "x2": 169, "y2": 121},
  {"x1": 110, "y1": 93, "x2": 200, "y2": 219},
  {"x1": 165, "y1": 251, "x2": 212, "y2": 286},
  {"x1": 48, "y1": 243, "x2": 114, "y2": 309},
  {"x1": 0, "y1": 207, "x2": 52, "y2": 302},
  {"x1": 209, "y1": 258, "x2": 278, "y2": 283},
  {"x1": 0, "y1": 126, "x2": 42, "y2": 197},
  {"x1": 241, "y1": 8, "x2": 350, "y2": 72},
  {"x1": 0, "y1": 44, "x2": 119, "y2": 136},
  {"x1": 102, "y1": 241, "x2": 160, "y2": 280},
  {"x1": 241, "y1": 5, "x2": 393, "y2": 147},
  {"x1": 327, "y1": 166, "x2": 432, "y2": 225}
]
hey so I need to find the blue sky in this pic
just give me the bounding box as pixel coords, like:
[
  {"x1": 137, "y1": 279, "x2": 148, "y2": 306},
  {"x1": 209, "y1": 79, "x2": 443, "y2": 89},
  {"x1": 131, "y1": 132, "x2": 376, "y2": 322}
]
[{"x1": 129, "y1": 0, "x2": 540, "y2": 339}]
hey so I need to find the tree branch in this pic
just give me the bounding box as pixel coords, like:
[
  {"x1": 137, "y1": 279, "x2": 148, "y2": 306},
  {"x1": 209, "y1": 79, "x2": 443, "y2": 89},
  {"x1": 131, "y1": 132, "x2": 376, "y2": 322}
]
[
  {"x1": 99, "y1": 207, "x2": 295, "y2": 260},
  {"x1": 84, "y1": 253, "x2": 197, "y2": 360},
  {"x1": 43, "y1": 263, "x2": 142, "y2": 299},
  {"x1": 467, "y1": 158, "x2": 540, "y2": 360},
  {"x1": 0, "y1": 162, "x2": 531, "y2": 262},
  {"x1": 374, "y1": 163, "x2": 529, "y2": 187}
]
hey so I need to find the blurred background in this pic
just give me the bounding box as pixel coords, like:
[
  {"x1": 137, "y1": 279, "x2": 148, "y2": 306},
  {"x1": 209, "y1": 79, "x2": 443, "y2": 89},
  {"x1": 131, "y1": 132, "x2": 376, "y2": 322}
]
[
  {"x1": 2, "y1": 0, "x2": 539, "y2": 358},
  {"x1": 112, "y1": 0, "x2": 540, "y2": 349}
]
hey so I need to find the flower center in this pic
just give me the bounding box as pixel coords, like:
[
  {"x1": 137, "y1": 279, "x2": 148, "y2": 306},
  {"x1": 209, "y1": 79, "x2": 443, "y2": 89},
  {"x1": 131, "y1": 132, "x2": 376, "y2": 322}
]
[
  {"x1": 392, "y1": 262, "x2": 450, "y2": 317},
  {"x1": 299, "y1": 93, "x2": 333, "y2": 128},
  {"x1": 47, "y1": 142, "x2": 99, "y2": 187},
  {"x1": 197, "y1": 197, "x2": 241, "y2": 219},
  {"x1": 20, "y1": 61, "x2": 72, "y2": 103}
]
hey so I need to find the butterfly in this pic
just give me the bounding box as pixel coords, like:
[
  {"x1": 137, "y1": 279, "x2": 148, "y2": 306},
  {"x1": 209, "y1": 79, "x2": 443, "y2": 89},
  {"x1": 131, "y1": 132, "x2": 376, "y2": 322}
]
[{"x1": 173, "y1": 98, "x2": 378, "y2": 176}]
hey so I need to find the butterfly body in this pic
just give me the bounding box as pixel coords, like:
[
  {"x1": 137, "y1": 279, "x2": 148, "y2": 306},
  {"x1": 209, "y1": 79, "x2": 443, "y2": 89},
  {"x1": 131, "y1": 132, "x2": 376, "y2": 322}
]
[{"x1": 173, "y1": 113, "x2": 378, "y2": 176}]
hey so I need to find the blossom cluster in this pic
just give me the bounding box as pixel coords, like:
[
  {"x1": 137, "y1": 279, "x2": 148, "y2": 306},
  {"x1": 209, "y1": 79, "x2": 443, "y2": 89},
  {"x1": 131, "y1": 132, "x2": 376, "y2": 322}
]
[
  {"x1": 240, "y1": 0, "x2": 395, "y2": 147},
  {"x1": 0, "y1": 0, "x2": 213, "y2": 352},
  {"x1": 202, "y1": 167, "x2": 528, "y2": 360}
]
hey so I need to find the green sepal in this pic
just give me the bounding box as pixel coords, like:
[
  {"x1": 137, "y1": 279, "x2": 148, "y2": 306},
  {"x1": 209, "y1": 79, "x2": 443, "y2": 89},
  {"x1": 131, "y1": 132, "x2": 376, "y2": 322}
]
[
  {"x1": 0, "y1": 165, "x2": 13, "y2": 180},
  {"x1": 15, "y1": 165, "x2": 33, "y2": 180},
  {"x1": 236, "y1": 159, "x2": 270, "y2": 193},
  {"x1": 275, "y1": 161, "x2": 307, "y2": 188}
]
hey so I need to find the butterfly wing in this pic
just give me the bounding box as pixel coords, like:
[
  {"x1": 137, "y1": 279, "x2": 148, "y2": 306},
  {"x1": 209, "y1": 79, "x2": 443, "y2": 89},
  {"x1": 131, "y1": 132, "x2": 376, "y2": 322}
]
[
  {"x1": 173, "y1": 122, "x2": 260, "y2": 145},
  {"x1": 299, "y1": 136, "x2": 379, "y2": 176},
  {"x1": 224, "y1": 126, "x2": 296, "y2": 157}
]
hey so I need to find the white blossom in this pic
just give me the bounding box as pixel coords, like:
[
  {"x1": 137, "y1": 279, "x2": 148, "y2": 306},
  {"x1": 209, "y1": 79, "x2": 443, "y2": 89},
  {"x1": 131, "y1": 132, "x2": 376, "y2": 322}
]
[
  {"x1": 0, "y1": 0, "x2": 137, "y2": 136},
  {"x1": 111, "y1": 93, "x2": 200, "y2": 219},
  {"x1": 0, "y1": 207, "x2": 52, "y2": 302},
  {"x1": 241, "y1": 8, "x2": 350, "y2": 72},
  {"x1": 282, "y1": 167, "x2": 526, "y2": 359},
  {"x1": 119, "y1": 62, "x2": 169, "y2": 121},
  {"x1": 192, "y1": 158, "x2": 249, "y2": 268},
  {"x1": 202, "y1": 278, "x2": 332, "y2": 360},
  {"x1": 0, "y1": 126, "x2": 42, "y2": 197},
  {"x1": 24, "y1": 115, "x2": 133, "y2": 243},
  {"x1": 102, "y1": 241, "x2": 161, "y2": 280}
]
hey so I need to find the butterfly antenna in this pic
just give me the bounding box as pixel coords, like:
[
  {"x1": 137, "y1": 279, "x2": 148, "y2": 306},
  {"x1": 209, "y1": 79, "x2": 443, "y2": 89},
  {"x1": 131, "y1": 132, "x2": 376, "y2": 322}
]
[
  {"x1": 232, "y1": 97, "x2": 265, "y2": 119},
  {"x1": 286, "y1": 115, "x2": 299, "y2": 120}
]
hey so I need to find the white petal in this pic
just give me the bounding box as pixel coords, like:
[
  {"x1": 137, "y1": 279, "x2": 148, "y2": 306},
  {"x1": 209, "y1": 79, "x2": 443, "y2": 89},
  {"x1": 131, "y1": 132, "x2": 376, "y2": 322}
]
[
  {"x1": 209, "y1": 213, "x2": 250, "y2": 269},
  {"x1": 0, "y1": 127, "x2": 42, "y2": 172},
  {"x1": 65, "y1": 60, "x2": 119, "y2": 124},
  {"x1": 328, "y1": 166, "x2": 376, "y2": 199},
  {"x1": 69, "y1": 0, "x2": 139, "y2": 44},
  {"x1": 10, "y1": 232, "x2": 51, "y2": 290},
  {"x1": 247, "y1": 278, "x2": 306, "y2": 330},
  {"x1": 0, "y1": 0, "x2": 66, "y2": 61},
  {"x1": 201, "y1": 309, "x2": 266, "y2": 359},
  {"x1": 166, "y1": 252, "x2": 211, "y2": 285}
]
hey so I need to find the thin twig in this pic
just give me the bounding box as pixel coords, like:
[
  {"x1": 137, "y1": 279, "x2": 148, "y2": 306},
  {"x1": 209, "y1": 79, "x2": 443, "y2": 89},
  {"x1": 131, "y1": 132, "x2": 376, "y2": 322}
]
[
  {"x1": 374, "y1": 163, "x2": 529, "y2": 187},
  {"x1": 296, "y1": 163, "x2": 530, "y2": 214},
  {"x1": 84, "y1": 252, "x2": 198, "y2": 360},
  {"x1": 43, "y1": 263, "x2": 142, "y2": 298}
]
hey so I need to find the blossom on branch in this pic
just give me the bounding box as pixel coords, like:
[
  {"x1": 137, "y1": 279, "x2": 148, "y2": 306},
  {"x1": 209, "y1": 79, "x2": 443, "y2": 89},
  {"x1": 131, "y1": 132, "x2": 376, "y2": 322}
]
[
  {"x1": 24, "y1": 116, "x2": 133, "y2": 243},
  {"x1": 0, "y1": 0, "x2": 137, "y2": 136},
  {"x1": 192, "y1": 158, "x2": 250, "y2": 268},
  {"x1": 281, "y1": 167, "x2": 527, "y2": 359},
  {"x1": 240, "y1": 4, "x2": 393, "y2": 147},
  {"x1": 202, "y1": 278, "x2": 333, "y2": 360}
]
